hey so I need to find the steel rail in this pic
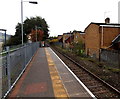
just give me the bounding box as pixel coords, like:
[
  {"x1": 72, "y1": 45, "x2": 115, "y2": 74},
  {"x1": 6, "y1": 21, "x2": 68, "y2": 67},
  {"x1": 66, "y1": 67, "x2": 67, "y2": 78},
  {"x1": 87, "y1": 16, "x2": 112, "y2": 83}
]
[{"x1": 51, "y1": 47, "x2": 120, "y2": 97}]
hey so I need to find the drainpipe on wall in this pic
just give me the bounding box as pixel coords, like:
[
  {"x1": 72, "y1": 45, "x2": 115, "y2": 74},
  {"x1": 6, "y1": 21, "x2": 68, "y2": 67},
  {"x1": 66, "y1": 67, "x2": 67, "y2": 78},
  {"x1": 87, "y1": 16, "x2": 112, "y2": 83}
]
[
  {"x1": 101, "y1": 26, "x2": 104, "y2": 47},
  {"x1": 70, "y1": 31, "x2": 72, "y2": 44},
  {"x1": 62, "y1": 37, "x2": 64, "y2": 48},
  {"x1": 99, "y1": 48, "x2": 101, "y2": 61},
  {"x1": 100, "y1": 26, "x2": 104, "y2": 61}
]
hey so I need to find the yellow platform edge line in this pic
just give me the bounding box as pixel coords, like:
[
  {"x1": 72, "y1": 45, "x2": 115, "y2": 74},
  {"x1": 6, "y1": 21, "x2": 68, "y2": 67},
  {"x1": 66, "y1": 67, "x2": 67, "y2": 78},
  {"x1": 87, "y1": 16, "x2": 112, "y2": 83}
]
[{"x1": 45, "y1": 48, "x2": 69, "y2": 99}]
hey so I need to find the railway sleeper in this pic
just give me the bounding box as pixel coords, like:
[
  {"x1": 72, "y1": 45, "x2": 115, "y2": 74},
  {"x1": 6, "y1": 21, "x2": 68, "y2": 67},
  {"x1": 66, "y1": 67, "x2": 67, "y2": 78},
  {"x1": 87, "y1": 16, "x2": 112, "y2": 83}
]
[
  {"x1": 51, "y1": 47, "x2": 120, "y2": 98},
  {"x1": 84, "y1": 80, "x2": 100, "y2": 84},
  {"x1": 75, "y1": 73, "x2": 89, "y2": 77},
  {"x1": 78, "y1": 77, "x2": 94, "y2": 81},
  {"x1": 87, "y1": 85, "x2": 103, "y2": 88},
  {"x1": 94, "y1": 91, "x2": 117, "y2": 98}
]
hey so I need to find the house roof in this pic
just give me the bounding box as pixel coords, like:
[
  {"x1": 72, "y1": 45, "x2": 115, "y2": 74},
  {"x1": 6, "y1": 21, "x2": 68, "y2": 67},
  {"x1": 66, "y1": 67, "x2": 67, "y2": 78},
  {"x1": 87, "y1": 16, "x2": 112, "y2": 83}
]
[
  {"x1": 63, "y1": 33, "x2": 71, "y2": 35},
  {"x1": 92, "y1": 22, "x2": 120, "y2": 26},
  {"x1": 72, "y1": 31, "x2": 85, "y2": 35},
  {"x1": 112, "y1": 34, "x2": 120, "y2": 43},
  {"x1": 65, "y1": 35, "x2": 74, "y2": 43},
  {"x1": 58, "y1": 36, "x2": 63, "y2": 42},
  {"x1": 80, "y1": 32, "x2": 85, "y2": 34},
  {"x1": 58, "y1": 35, "x2": 62, "y2": 36},
  {"x1": 73, "y1": 31, "x2": 82, "y2": 33},
  {"x1": 84, "y1": 22, "x2": 120, "y2": 31}
]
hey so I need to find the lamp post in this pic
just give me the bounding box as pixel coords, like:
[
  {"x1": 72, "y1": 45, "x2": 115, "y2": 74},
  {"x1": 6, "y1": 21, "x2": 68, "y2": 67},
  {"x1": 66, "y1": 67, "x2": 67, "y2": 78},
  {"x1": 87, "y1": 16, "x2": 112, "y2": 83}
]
[
  {"x1": 21, "y1": 0, "x2": 38, "y2": 45},
  {"x1": 35, "y1": 25, "x2": 37, "y2": 42}
]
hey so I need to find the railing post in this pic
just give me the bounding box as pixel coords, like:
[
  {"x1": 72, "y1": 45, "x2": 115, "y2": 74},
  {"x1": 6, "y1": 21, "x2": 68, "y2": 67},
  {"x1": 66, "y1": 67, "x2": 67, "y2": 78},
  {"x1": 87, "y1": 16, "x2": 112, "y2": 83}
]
[
  {"x1": 6, "y1": 46, "x2": 11, "y2": 90},
  {"x1": 24, "y1": 44, "x2": 26, "y2": 66},
  {"x1": 0, "y1": 43, "x2": 2, "y2": 99}
]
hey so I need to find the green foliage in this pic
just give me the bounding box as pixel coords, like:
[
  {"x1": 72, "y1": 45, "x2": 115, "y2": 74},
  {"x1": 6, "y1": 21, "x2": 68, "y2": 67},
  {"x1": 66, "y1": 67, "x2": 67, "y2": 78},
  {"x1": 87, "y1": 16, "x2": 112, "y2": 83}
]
[
  {"x1": 72, "y1": 41, "x2": 85, "y2": 56},
  {"x1": 23, "y1": 16, "x2": 49, "y2": 41},
  {"x1": 49, "y1": 36, "x2": 57, "y2": 39},
  {"x1": 6, "y1": 36, "x2": 22, "y2": 46},
  {"x1": 7, "y1": 16, "x2": 49, "y2": 46},
  {"x1": 103, "y1": 66, "x2": 120, "y2": 73}
]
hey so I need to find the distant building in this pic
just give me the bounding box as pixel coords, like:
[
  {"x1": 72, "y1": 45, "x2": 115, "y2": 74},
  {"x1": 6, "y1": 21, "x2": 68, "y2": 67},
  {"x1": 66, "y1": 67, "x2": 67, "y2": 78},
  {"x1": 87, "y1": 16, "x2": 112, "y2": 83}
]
[
  {"x1": 62, "y1": 32, "x2": 72, "y2": 48},
  {"x1": 61, "y1": 31, "x2": 85, "y2": 49},
  {"x1": 63, "y1": 33, "x2": 71, "y2": 43},
  {"x1": 73, "y1": 31, "x2": 85, "y2": 44},
  {"x1": 57, "y1": 35, "x2": 63, "y2": 40},
  {"x1": 65, "y1": 31, "x2": 85, "y2": 44}
]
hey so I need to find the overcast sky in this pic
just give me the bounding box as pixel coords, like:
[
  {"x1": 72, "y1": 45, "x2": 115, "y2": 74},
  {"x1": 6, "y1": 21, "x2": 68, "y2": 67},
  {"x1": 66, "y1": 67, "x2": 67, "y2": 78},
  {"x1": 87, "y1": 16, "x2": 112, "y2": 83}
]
[{"x1": 0, "y1": 0, "x2": 120, "y2": 36}]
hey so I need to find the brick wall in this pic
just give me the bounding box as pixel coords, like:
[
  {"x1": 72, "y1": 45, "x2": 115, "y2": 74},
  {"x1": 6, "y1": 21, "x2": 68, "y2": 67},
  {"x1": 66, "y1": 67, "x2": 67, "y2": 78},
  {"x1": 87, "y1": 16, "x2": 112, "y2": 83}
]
[
  {"x1": 63, "y1": 33, "x2": 71, "y2": 48},
  {"x1": 58, "y1": 35, "x2": 62, "y2": 40},
  {"x1": 85, "y1": 24, "x2": 100, "y2": 58},
  {"x1": 73, "y1": 32, "x2": 85, "y2": 44},
  {"x1": 63, "y1": 33, "x2": 70, "y2": 43},
  {"x1": 99, "y1": 27, "x2": 120, "y2": 48}
]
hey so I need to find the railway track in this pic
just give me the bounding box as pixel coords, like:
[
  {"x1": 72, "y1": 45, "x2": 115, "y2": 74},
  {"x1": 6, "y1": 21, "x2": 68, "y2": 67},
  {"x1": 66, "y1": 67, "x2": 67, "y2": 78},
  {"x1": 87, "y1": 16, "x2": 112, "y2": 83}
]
[{"x1": 51, "y1": 47, "x2": 120, "y2": 99}]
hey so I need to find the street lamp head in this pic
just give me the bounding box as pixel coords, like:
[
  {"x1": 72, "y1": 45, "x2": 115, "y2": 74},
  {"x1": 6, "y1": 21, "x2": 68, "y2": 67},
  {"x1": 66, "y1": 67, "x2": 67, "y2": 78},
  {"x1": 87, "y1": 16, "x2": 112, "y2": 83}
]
[
  {"x1": 29, "y1": 1, "x2": 38, "y2": 4},
  {"x1": 0, "y1": 29, "x2": 7, "y2": 31}
]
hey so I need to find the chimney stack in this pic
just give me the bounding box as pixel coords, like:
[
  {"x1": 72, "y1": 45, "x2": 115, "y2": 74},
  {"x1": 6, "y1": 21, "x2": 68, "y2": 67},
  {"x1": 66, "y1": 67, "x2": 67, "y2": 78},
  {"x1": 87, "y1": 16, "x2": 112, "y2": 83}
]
[{"x1": 105, "y1": 17, "x2": 110, "y2": 24}]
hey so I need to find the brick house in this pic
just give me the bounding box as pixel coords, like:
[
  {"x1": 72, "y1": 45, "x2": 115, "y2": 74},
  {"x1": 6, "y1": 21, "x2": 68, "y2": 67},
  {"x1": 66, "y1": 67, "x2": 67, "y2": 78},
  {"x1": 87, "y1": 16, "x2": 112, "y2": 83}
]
[
  {"x1": 73, "y1": 31, "x2": 85, "y2": 44},
  {"x1": 64, "y1": 31, "x2": 85, "y2": 50},
  {"x1": 65, "y1": 35, "x2": 74, "y2": 43},
  {"x1": 85, "y1": 20, "x2": 120, "y2": 58},
  {"x1": 64, "y1": 31, "x2": 85, "y2": 44},
  {"x1": 63, "y1": 33, "x2": 71, "y2": 43},
  {"x1": 57, "y1": 35, "x2": 63, "y2": 46},
  {"x1": 62, "y1": 32, "x2": 72, "y2": 48},
  {"x1": 57, "y1": 35, "x2": 63, "y2": 40}
]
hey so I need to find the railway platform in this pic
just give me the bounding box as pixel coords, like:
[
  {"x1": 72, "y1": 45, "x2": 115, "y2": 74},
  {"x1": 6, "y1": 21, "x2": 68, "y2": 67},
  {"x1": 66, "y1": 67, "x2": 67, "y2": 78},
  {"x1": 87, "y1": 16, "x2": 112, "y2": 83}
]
[{"x1": 8, "y1": 47, "x2": 96, "y2": 98}]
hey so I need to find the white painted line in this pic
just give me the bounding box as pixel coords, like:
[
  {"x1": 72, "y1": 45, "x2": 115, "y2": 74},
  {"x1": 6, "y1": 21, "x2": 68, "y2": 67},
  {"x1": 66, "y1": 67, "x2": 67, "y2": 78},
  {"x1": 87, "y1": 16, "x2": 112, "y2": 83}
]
[{"x1": 50, "y1": 48, "x2": 97, "y2": 99}]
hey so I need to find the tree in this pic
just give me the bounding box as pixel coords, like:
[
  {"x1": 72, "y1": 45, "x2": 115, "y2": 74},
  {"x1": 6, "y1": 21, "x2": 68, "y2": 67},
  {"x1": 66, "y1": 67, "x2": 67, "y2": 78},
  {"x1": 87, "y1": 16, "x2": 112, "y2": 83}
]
[
  {"x1": 6, "y1": 35, "x2": 21, "y2": 46},
  {"x1": 23, "y1": 16, "x2": 49, "y2": 41},
  {"x1": 7, "y1": 16, "x2": 49, "y2": 45},
  {"x1": 29, "y1": 29, "x2": 44, "y2": 42}
]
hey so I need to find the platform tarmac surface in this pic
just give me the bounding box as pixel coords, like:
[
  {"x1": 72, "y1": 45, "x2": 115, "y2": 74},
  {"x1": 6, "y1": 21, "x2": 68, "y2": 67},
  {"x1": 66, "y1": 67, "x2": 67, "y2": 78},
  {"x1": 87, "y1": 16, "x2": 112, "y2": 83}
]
[{"x1": 8, "y1": 47, "x2": 96, "y2": 99}]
